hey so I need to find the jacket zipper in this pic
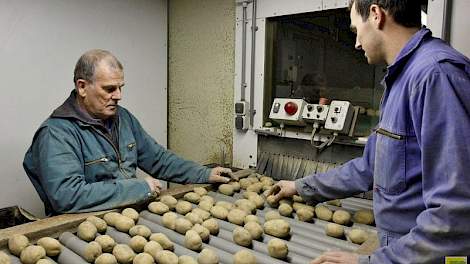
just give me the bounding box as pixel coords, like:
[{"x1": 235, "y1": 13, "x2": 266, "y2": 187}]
[
  {"x1": 375, "y1": 128, "x2": 405, "y2": 140},
  {"x1": 90, "y1": 126, "x2": 131, "y2": 178},
  {"x1": 84, "y1": 157, "x2": 109, "y2": 166}
]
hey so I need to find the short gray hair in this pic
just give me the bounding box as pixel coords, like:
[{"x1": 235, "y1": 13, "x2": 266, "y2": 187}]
[{"x1": 73, "y1": 49, "x2": 123, "y2": 84}]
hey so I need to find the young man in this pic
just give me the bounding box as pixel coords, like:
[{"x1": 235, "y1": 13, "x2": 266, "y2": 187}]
[
  {"x1": 271, "y1": 0, "x2": 470, "y2": 263},
  {"x1": 24, "y1": 49, "x2": 232, "y2": 215}
]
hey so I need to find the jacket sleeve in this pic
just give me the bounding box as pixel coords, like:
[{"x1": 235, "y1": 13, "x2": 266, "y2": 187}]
[
  {"x1": 31, "y1": 124, "x2": 152, "y2": 214},
  {"x1": 369, "y1": 62, "x2": 470, "y2": 262},
  {"x1": 294, "y1": 134, "x2": 375, "y2": 204},
  {"x1": 125, "y1": 111, "x2": 211, "y2": 184}
]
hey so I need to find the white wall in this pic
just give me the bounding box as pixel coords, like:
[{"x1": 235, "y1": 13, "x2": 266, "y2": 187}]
[{"x1": 0, "y1": 0, "x2": 168, "y2": 217}]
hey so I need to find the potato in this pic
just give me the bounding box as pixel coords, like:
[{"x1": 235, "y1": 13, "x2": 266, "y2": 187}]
[
  {"x1": 192, "y1": 208, "x2": 211, "y2": 221},
  {"x1": 115, "y1": 215, "x2": 135, "y2": 233},
  {"x1": 264, "y1": 211, "x2": 281, "y2": 221},
  {"x1": 122, "y1": 208, "x2": 139, "y2": 222},
  {"x1": 133, "y1": 252, "x2": 154, "y2": 264},
  {"x1": 184, "y1": 192, "x2": 201, "y2": 204},
  {"x1": 353, "y1": 210, "x2": 374, "y2": 225},
  {"x1": 191, "y1": 224, "x2": 210, "y2": 242},
  {"x1": 239, "y1": 178, "x2": 252, "y2": 189},
  {"x1": 227, "y1": 209, "x2": 248, "y2": 226},
  {"x1": 233, "y1": 227, "x2": 252, "y2": 247},
  {"x1": 95, "y1": 253, "x2": 117, "y2": 264},
  {"x1": 325, "y1": 223, "x2": 344, "y2": 238},
  {"x1": 260, "y1": 176, "x2": 274, "y2": 186},
  {"x1": 229, "y1": 181, "x2": 241, "y2": 192},
  {"x1": 77, "y1": 221, "x2": 98, "y2": 241},
  {"x1": 103, "y1": 212, "x2": 121, "y2": 226},
  {"x1": 234, "y1": 199, "x2": 256, "y2": 214},
  {"x1": 86, "y1": 216, "x2": 108, "y2": 233},
  {"x1": 129, "y1": 225, "x2": 152, "y2": 238},
  {"x1": 143, "y1": 240, "x2": 163, "y2": 259},
  {"x1": 278, "y1": 199, "x2": 292, "y2": 206},
  {"x1": 129, "y1": 236, "x2": 147, "y2": 253},
  {"x1": 112, "y1": 244, "x2": 135, "y2": 264},
  {"x1": 175, "y1": 218, "x2": 193, "y2": 235},
  {"x1": 178, "y1": 255, "x2": 198, "y2": 264},
  {"x1": 348, "y1": 229, "x2": 368, "y2": 244},
  {"x1": 315, "y1": 205, "x2": 333, "y2": 221},
  {"x1": 292, "y1": 195, "x2": 303, "y2": 203},
  {"x1": 267, "y1": 238, "x2": 288, "y2": 259},
  {"x1": 95, "y1": 235, "x2": 116, "y2": 253},
  {"x1": 278, "y1": 204, "x2": 293, "y2": 217},
  {"x1": 160, "y1": 195, "x2": 178, "y2": 210},
  {"x1": 202, "y1": 218, "x2": 219, "y2": 235},
  {"x1": 193, "y1": 187, "x2": 208, "y2": 197},
  {"x1": 246, "y1": 183, "x2": 263, "y2": 194},
  {"x1": 244, "y1": 215, "x2": 260, "y2": 224},
  {"x1": 218, "y1": 184, "x2": 234, "y2": 196},
  {"x1": 262, "y1": 189, "x2": 271, "y2": 197},
  {"x1": 200, "y1": 195, "x2": 215, "y2": 205},
  {"x1": 176, "y1": 200, "x2": 193, "y2": 215},
  {"x1": 244, "y1": 221, "x2": 263, "y2": 240},
  {"x1": 293, "y1": 202, "x2": 312, "y2": 212},
  {"x1": 19, "y1": 245, "x2": 46, "y2": 264},
  {"x1": 326, "y1": 199, "x2": 342, "y2": 207},
  {"x1": 84, "y1": 241, "x2": 102, "y2": 262},
  {"x1": 233, "y1": 250, "x2": 256, "y2": 264},
  {"x1": 296, "y1": 208, "x2": 314, "y2": 222},
  {"x1": 149, "y1": 233, "x2": 174, "y2": 251},
  {"x1": 266, "y1": 195, "x2": 279, "y2": 208},
  {"x1": 197, "y1": 248, "x2": 219, "y2": 264},
  {"x1": 210, "y1": 206, "x2": 229, "y2": 220},
  {"x1": 36, "y1": 259, "x2": 53, "y2": 264},
  {"x1": 248, "y1": 195, "x2": 265, "y2": 209},
  {"x1": 162, "y1": 212, "x2": 178, "y2": 230},
  {"x1": 242, "y1": 191, "x2": 257, "y2": 199},
  {"x1": 198, "y1": 201, "x2": 214, "y2": 212},
  {"x1": 0, "y1": 251, "x2": 10, "y2": 264},
  {"x1": 37, "y1": 237, "x2": 61, "y2": 256},
  {"x1": 155, "y1": 250, "x2": 178, "y2": 264},
  {"x1": 185, "y1": 212, "x2": 203, "y2": 225},
  {"x1": 263, "y1": 219, "x2": 290, "y2": 238},
  {"x1": 184, "y1": 230, "x2": 202, "y2": 251},
  {"x1": 332, "y1": 210, "x2": 351, "y2": 225},
  {"x1": 215, "y1": 201, "x2": 234, "y2": 211},
  {"x1": 148, "y1": 201, "x2": 170, "y2": 215}
]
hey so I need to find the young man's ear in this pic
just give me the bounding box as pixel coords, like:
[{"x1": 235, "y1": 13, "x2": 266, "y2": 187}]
[
  {"x1": 76, "y1": 79, "x2": 88, "y2": 97},
  {"x1": 369, "y1": 4, "x2": 386, "y2": 30}
]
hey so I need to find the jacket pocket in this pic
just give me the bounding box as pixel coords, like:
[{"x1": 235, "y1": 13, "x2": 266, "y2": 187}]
[
  {"x1": 84, "y1": 156, "x2": 109, "y2": 166},
  {"x1": 374, "y1": 128, "x2": 407, "y2": 194},
  {"x1": 84, "y1": 155, "x2": 116, "y2": 182}
]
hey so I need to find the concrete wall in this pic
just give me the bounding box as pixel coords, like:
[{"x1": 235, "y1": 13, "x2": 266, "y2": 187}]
[
  {"x1": 168, "y1": 0, "x2": 235, "y2": 165},
  {"x1": 0, "y1": 0, "x2": 167, "y2": 217}
]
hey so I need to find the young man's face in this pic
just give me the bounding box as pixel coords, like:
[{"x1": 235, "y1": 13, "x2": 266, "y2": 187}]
[
  {"x1": 78, "y1": 61, "x2": 124, "y2": 120},
  {"x1": 350, "y1": 3, "x2": 383, "y2": 65}
]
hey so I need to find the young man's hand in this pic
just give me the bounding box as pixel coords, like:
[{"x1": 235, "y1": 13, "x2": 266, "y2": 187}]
[
  {"x1": 311, "y1": 251, "x2": 359, "y2": 264},
  {"x1": 267, "y1": 180, "x2": 297, "y2": 202},
  {"x1": 208, "y1": 167, "x2": 234, "y2": 183}
]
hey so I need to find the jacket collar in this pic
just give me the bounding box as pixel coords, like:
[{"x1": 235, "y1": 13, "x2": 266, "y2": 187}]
[
  {"x1": 51, "y1": 90, "x2": 113, "y2": 129},
  {"x1": 383, "y1": 27, "x2": 432, "y2": 85}
]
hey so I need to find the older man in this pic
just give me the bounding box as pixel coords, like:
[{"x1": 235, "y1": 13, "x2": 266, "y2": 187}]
[
  {"x1": 271, "y1": 0, "x2": 470, "y2": 263},
  {"x1": 24, "y1": 49, "x2": 232, "y2": 215}
]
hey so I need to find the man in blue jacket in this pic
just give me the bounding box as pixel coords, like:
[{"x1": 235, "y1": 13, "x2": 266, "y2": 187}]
[
  {"x1": 271, "y1": 0, "x2": 470, "y2": 263},
  {"x1": 23, "y1": 49, "x2": 233, "y2": 216}
]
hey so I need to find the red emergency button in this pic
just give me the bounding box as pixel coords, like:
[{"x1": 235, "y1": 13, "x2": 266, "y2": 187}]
[{"x1": 284, "y1": 101, "x2": 298, "y2": 115}]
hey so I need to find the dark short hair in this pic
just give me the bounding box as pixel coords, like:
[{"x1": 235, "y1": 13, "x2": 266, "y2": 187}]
[
  {"x1": 349, "y1": 0, "x2": 422, "y2": 28},
  {"x1": 73, "y1": 49, "x2": 123, "y2": 84}
]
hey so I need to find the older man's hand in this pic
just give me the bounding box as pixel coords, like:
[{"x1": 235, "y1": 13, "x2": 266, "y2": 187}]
[
  {"x1": 145, "y1": 177, "x2": 162, "y2": 195},
  {"x1": 208, "y1": 167, "x2": 234, "y2": 183},
  {"x1": 267, "y1": 180, "x2": 297, "y2": 202},
  {"x1": 311, "y1": 251, "x2": 359, "y2": 264}
]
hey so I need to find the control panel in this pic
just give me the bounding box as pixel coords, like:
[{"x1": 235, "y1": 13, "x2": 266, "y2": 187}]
[
  {"x1": 269, "y1": 98, "x2": 307, "y2": 126},
  {"x1": 324, "y1": 100, "x2": 354, "y2": 134},
  {"x1": 302, "y1": 104, "x2": 330, "y2": 123}
]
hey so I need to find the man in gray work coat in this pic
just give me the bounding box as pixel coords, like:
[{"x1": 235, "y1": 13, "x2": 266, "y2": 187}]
[{"x1": 24, "y1": 49, "x2": 232, "y2": 215}]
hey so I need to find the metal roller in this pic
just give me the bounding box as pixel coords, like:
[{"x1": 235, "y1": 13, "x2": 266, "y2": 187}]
[
  {"x1": 1, "y1": 250, "x2": 21, "y2": 264},
  {"x1": 56, "y1": 246, "x2": 88, "y2": 264},
  {"x1": 140, "y1": 211, "x2": 292, "y2": 264},
  {"x1": 59, "y1": 232, "x2": 96, "y2": 262},
  {"x1": 105, "y1": 226, "x2": 132, "y2": 244},
  {"x1": 137, "y1": 217, "x2": 233, "y2": 264}
]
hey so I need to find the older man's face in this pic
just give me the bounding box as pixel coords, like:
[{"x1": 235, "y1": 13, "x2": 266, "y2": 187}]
[{"x1": 79, "y1": 62, "x2": 124, "y2": 120}]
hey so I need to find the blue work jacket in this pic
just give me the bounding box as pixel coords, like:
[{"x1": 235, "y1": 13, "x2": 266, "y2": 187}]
[
  {"x1": 296, "y1": 28, "x2": 470, "y2": 263},
  {"x1": 23, "y1": 92, "x2": 211, "y2": 215}
]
